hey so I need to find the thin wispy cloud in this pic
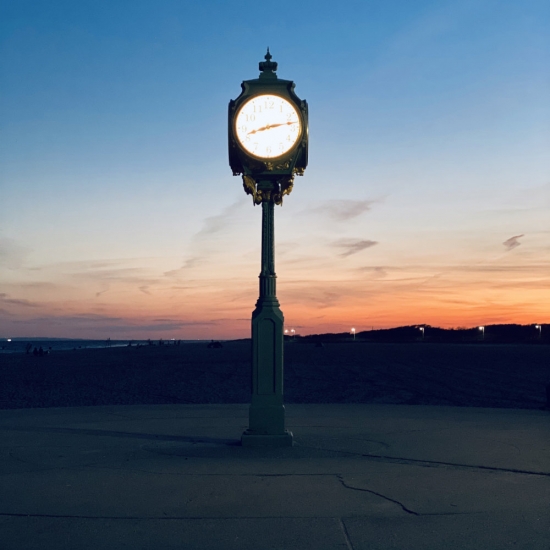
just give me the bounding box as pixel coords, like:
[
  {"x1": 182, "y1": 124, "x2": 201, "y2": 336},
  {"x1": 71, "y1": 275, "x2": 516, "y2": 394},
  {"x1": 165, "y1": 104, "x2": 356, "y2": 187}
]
[
  {"x1": 357, "y1": 263, "x2": 549, "y2": 274},
  {"x1": 503, "y1": 234, "x2": 524, "y2": 251},
  {"x1": 165, "y1": 200, "x2": 248, "y2": 278},
  {"x1": 196, "y1": 200, "x2": 245, "y2": 238},
  {"x1": 357, "y1": 266, "x2": 388, "y2": 278},
  {"x1": 334, "y1": 238, "x2": 378, "y2": 257},
  {"x1": 312, "y1": 200, "x2": 377, "y2": 222},
  {"x1": 64, "y1": 263, "x2": 161, "y2": 297},
  {"x1": 71, "y1": 266, "x2": 152, "y2": 282},
  {"x1": 0, "y1": 293, "x2": 40, "y2": 308},
  {"x1": 282, "y1": 287, "x2": 346, "y2": 309},
  {"x1": 17, "y1": 282, "x2": 57, "y2": 291},
  {"x1": 164, "y1": 256, "x2": 201, "y2": 277},
  {"x1": 44, "y1": 259, "x2": 134, "y2": 271}
]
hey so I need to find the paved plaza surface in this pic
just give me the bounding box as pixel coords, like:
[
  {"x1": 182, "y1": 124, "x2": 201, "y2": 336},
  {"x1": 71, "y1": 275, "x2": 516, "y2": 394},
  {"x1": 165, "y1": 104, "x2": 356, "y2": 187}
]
[{"x1": 1, "y1": 403, "x2": 549, "y2": 549}]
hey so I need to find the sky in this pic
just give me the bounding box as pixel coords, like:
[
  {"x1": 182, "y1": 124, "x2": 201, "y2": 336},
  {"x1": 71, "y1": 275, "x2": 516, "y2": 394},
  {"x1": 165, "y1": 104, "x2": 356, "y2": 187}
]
[{"x1": 1, "y1": 0, "x2": 549, "y2": 340}]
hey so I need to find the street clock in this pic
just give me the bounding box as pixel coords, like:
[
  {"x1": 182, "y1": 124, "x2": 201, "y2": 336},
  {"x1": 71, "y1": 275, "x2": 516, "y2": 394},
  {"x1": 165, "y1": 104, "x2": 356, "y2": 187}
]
[
  {"x1": 227, "y1": 51, "x2": 308, "y2": 446},
  {"x1": 228, "y1": 50, "x2": 308, "y2": 204}
]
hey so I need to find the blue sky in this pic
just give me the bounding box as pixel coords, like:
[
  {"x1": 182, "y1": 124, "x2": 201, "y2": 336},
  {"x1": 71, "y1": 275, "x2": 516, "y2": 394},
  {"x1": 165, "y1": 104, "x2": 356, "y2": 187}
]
[{"x1": 1, "y1": 0, "x2": 549, "y2": 338}]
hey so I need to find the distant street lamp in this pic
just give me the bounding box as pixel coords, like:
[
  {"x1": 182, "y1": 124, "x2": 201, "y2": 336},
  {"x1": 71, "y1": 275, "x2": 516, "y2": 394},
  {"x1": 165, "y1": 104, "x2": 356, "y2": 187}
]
[
  {"x1": 419, "y1": 326, "x2": 425, "y2": 340},
  {"x1": 351, "y1": 327, "x2": 356, "y2": 340},
  {"x1": 291, "y1": 329, "x2": 296, "y2": 340},
  {"x1": 535, "y1": 324, "x2": 542, "y2": 338},
  {"x1": 229, "y1": 51, "x2": 308, "y2": 448},
  {"x1": 478, "y1": 326, "x2": 485, "y2": 340}
]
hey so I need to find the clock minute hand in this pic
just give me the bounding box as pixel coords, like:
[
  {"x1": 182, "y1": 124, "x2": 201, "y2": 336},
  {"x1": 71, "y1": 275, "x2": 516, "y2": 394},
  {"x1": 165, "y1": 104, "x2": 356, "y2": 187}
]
[{"x1": 247, "y1": 121, "x2": 297, "y2": 135}]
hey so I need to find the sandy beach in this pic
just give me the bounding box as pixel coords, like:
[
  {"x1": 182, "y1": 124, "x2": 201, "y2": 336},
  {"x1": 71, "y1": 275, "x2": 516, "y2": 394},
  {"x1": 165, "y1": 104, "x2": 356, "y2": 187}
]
[{"x1": 1, "y1": 341, "x2": 549, "y2": 410}]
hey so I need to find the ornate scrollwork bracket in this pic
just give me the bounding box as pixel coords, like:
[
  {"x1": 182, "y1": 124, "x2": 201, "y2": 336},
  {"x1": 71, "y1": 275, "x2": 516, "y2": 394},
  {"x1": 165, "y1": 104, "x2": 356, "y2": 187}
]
[
  {"x1": 274, "y1": 175, "x2": 294, "y2": 205},
  {"x1": 243, "y1": 175, "x2": 262, "y2": 205},
  {"x1": 242, "y1": 174, "x2": 295, "y2": 206}
]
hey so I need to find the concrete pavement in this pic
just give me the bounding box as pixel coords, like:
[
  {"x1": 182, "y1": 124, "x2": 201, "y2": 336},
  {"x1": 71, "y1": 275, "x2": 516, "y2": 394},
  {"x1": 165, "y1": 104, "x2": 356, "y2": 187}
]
[{"x1": 1, "y1": 403, "x2": 549, "y2": 549}]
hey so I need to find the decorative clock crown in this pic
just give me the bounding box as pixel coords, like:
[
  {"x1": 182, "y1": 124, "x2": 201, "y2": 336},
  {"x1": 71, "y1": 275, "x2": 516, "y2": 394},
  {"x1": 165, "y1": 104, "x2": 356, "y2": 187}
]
[{"x1": 259, "y1": 48, "x2": 277, "y2": 79}]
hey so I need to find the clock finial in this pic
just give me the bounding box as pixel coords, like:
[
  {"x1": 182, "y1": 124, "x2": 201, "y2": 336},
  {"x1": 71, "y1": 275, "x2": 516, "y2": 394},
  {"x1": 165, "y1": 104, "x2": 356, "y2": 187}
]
[{"x1": 259, "y1": 48, "x2": 277, "y2": 78}]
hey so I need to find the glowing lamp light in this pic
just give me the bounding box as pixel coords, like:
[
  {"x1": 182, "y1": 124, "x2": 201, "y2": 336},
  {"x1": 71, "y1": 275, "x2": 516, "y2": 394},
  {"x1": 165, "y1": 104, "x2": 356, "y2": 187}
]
[
  {"x1": 351, "y1": 327, "x2": 356, "y2": 340},
  {"x1": 478, "y1": 326, "x2": 485, "y2": 340}
]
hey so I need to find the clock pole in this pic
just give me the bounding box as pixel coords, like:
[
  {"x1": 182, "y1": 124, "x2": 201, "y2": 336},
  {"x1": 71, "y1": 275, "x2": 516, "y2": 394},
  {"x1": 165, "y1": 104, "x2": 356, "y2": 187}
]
[
  {"x1": 228, "y1": 51, "x2": 308, "y2": 447},
  {"x1": 241, "y1": 179, "x2": 292, "y2": 447}
]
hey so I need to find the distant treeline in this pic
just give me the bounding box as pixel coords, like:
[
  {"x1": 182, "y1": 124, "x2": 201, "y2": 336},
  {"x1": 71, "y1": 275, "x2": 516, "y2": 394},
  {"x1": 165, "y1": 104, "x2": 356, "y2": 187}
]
[{"x1": 292, "y1": 324, "x2": 549, "y2": 344}]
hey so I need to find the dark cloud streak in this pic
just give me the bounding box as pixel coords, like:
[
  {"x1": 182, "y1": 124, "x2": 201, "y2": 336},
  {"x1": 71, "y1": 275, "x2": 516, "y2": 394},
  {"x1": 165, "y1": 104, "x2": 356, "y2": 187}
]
[
  {"x1": 334, "y1": 239, "x2": 378, "y2": 257},
  {"x1": 503, "y1": 234, "x2": 524, "y2": 251},
  {"x1": 0, "y1": 293, "x2": 40, "y2": 308}
]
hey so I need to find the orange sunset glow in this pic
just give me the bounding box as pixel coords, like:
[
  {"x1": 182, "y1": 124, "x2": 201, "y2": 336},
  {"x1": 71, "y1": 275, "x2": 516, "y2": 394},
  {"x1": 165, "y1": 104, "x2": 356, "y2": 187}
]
[{"x1": 1, "y1": 1, "x2": 549, "y2": 340}]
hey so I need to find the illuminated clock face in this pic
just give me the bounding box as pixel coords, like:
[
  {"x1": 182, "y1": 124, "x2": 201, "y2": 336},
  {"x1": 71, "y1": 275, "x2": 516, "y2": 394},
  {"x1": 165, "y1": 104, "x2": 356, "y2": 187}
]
[{"x1": 235, "y1": 94, "x2": 301, "y2": 159}]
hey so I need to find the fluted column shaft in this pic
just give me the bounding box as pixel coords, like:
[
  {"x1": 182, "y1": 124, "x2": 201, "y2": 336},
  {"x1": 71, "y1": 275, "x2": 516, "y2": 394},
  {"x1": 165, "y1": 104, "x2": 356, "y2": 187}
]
[{"x1": 259, "y1": 198, "x2": 277, "y2": 301}]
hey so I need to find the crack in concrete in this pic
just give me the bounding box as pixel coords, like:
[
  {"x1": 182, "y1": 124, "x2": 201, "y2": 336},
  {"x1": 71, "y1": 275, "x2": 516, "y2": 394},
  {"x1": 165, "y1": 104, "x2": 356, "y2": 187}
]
[
  {"x1": 95, "y1": 469, "x2": 348, "y2": 478},
  {"x1": 336, "y1": 474, "x2": 419, "y2": 516},
  {"x1": 0, "y1": 512, "x2": 371, "y2": 521},
  {"x1": 336, "y1": 476, "x2": 484, "y2": 518},
  {"x1": 359, "y1": 453, "x2": 550, "y2": 477},
  {"x1": 338, "y1": 517, "x2": 355, "y2": 550},
  {"x1": 297, "y1": 444, "x2": 550, "y2": 477}
]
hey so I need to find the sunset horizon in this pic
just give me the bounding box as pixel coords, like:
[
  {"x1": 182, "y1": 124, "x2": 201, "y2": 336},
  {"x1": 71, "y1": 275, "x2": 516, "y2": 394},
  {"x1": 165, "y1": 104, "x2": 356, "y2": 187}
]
[{"x1": 2, "y1": 1, "x2": 548, "y2": 341}]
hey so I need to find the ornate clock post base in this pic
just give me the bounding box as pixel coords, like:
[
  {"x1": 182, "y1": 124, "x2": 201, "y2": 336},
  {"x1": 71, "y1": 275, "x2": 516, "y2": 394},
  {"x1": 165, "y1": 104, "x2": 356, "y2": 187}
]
[
  {"x1": 241, "y1": 294, "x2": 293, "y2": 447},
  {"x1": 241, "y1": 181, "x2": 293, "y2": 448}
]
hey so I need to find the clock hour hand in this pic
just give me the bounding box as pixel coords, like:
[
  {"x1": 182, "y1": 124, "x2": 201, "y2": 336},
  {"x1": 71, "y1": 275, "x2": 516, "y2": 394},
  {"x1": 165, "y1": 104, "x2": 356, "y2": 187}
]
[{"x1": 247, "y1": 121, "x2": 297, "y2": 135}]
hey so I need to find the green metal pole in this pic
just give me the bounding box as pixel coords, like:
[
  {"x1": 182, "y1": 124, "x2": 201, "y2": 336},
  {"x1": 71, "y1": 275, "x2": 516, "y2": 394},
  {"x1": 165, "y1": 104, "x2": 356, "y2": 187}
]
[
  {"x1": 241, "y1": 181, "x2": 293, "y2": 447},
  {"x1": 259, "y1": 198, "x2": 277, "y2": 301}
]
